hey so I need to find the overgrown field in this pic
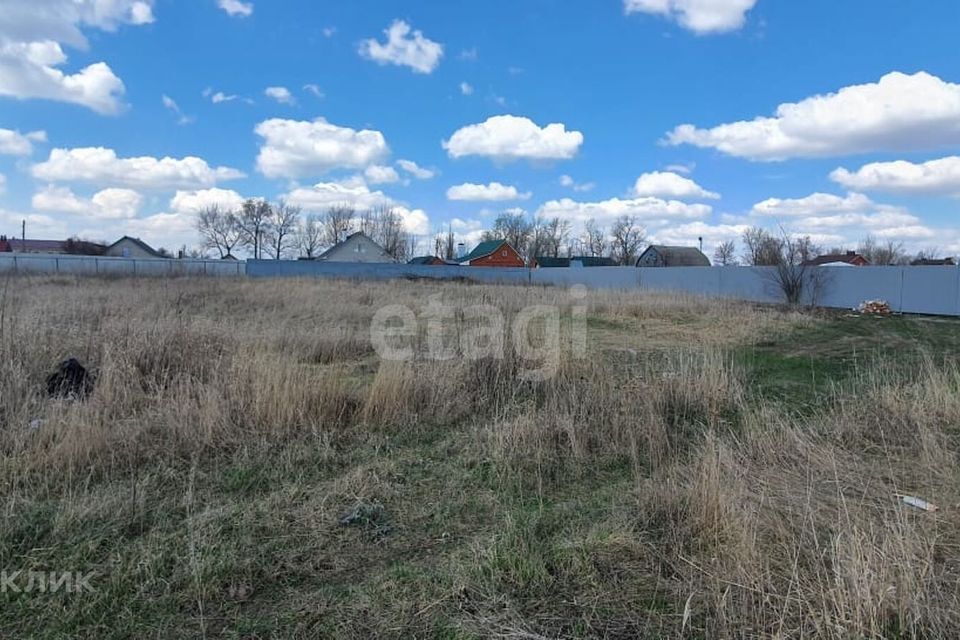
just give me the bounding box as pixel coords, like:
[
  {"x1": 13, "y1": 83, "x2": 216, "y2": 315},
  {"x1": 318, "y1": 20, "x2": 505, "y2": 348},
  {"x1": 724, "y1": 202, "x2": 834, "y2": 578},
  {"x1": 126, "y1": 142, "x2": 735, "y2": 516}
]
[{"x1": 1, "y1": 276, "x2": 959, "y2": 638}]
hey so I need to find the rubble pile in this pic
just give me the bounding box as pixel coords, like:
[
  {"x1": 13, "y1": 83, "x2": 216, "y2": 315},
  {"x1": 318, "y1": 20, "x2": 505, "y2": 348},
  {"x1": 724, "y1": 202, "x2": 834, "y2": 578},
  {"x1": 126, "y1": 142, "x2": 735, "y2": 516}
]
[{"x1": 858, "y1": 300, "x2": 892, "y2": 316}]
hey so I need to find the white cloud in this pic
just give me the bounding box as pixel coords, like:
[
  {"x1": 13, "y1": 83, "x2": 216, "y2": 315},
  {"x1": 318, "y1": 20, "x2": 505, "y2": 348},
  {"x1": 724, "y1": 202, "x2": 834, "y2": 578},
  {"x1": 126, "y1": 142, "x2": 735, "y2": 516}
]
[
  {"x1": 749, "y1": 191, "x2": 934, "y2": 245},
  {"x1": 559, "y1": 175, "x2": 595, "y2": 192},
  {"x1": 0, "y1": 1, "x2": 154, "y2": 114},
  {"x1": 666, "y1": 72, "x2": 960, "y2": 161},
  {"x1": 162, "y1": 94, "x2": 194, "y2": 125},
  {"x1": 255, "y1": 117, "x2": 389, "y2": 179},
  {"x1": 359, "y1": 20, "x2": 443, "y2": 74},
  {"x1": 444, "y1": 115, "x2": 584, "y2": 162},
  {"x1": 394, "y1": 206, "x2": 430, "y2": 235},
  {"x1": 624, "y1": 0, "x2": 758, "y2": 34},
  {"x1": 265, "y1": 86, "x2": 295, "y2": 105},
  {"x1": 364, "y1": 164, "x2": 400, "y2": 185},
  {"x1": 536, "y1": 196, "x2": 711, "y2": 226},
  {"x1": 212, "y1": 91, "x2": 236, "y2": 103},
  {"x1": 751, "y1": 192, "x2": 882, "y2": 217},
  {"x1": 831, "y1": 156, "x2": 960, "y2": 197},
  {"x1": 32, "y1": 147, "x2": 245, "y2": 190},
  {"x1": 303, "y1": 83, "x2": 324, "y2": 99},
  {"x1": 283, "y1": 177, "x2": 393, "y2": 212},
  {"x1": 169, "y1": 188, "x2": 245, "y2": 214},
  {"x1": 32, "y1": 185, "x2": 143, "y2": 219},
  {"x1": 664, "y1": 162, "x2": 695, "y2": 174},
  {"x1": 633, "y1": 171, "x2": 720, "y2": 200},
  {"x1": 397, "y1": 159, "x2": 435, "y2": 180},
  {"x1": 217, "y1": 0, "x2": 253, "y2": 17},
  {"x1": 0, "y1": 128, "x2": 46, "y2": 155},
  {"x1": 447, "y1": 182, "x2": 532, "y2": 202},
  {"x1": 460, "y1": 82, "x2": 474, "y2": 96},
  {"x1": 0, "y1": 174, "x2": 6, "y2": 195}
]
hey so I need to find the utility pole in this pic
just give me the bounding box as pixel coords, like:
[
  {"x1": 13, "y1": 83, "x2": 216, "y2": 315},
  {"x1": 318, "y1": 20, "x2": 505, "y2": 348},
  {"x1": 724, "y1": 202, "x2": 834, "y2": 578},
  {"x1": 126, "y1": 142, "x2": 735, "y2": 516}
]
[{"x1": 22, "y1": 219, "x2": 26, "y2": 252}]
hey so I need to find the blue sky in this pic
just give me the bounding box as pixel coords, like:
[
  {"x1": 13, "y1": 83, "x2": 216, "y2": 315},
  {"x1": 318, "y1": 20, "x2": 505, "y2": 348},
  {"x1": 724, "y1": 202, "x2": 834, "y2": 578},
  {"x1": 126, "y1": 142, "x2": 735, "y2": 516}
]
[{"x1": 2, "y1": 0, "x2": 960, "y2": 257}]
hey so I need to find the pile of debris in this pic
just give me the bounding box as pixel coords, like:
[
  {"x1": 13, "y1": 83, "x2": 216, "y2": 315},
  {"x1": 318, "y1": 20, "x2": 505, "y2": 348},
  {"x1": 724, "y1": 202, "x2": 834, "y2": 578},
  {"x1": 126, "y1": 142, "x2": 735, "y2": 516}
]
[{"x1": 857, "y1": 299, "x2": 892, "y2": 316}]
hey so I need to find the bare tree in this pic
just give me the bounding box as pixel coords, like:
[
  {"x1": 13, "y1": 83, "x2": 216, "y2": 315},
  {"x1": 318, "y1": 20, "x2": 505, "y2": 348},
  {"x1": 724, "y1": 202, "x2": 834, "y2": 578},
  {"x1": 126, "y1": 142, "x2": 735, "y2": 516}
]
[
  {"x1": 361, "y1": 206, "x2": 411, "y2": 261},
  {"x1": 264, "y1": 200, "x2": 301, "y2": 259},
  {"x1": 713, "y1": 239, "x2": 737, "y2": 266},
  {"x1": 296, "y1": 213, "x2": 324, "y2": 259},
  {"x1": 741, "y1": 227, "x2": 784, "y2": 266},
  {"x1": 544, "y1": 217, "x2": 571, "y2": 258},
  {"x1": 482, "y1": 211, "x2": 533, "y2": 256},
  {"x1": 610, "y1": 215, "x2": 645, "y2": 266},
  {"x1": 196, "y1": 205, "x2": 242, "y2": 258},
  {"x1": 236, "y1": 199, "x2": 272, "y2": 260},
  {"x1": 858, "y1": 235, "x2": 906, "y2": 265},
  {"x1": 582, "y1": 220, "x2": 607, "y2": 257},
  {"x1": 323, "y1": 205, "x2": 355, "y2": 246}
]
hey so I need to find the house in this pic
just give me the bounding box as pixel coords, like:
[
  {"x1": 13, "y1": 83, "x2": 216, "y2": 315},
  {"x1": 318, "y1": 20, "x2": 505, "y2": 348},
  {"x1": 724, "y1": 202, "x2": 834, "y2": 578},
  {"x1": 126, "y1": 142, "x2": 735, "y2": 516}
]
[
  {"x1": 802, "y1": 251, "x2": 870, "y2": 267},
  {"x1": 911, "y1": 257, "x2": 956, "y2": 266},
  {"x1": 4, "y1": 238, "x2": 68, "y2": 254},
  {"x1": 408, "y1": 255, "x2": 446, "y2": 266},
  {"x1": 636, "y1": 245, "x2": 711, "y2": 267},
  {"x1": 534, "y1": 256, "x2": 618, "y2": 268},
  {"x1": 104, "y1": 236, "x2": 165, "y2": 259},
  {"x1": 461, "y1": 240, "x2": 525, "y2": 267},
  {"x1": 315, "y1": 231, "x2": 397, "y2": 263},
  {"x1": 0, "y1": 236, "x2": 11, "y2": 252}
]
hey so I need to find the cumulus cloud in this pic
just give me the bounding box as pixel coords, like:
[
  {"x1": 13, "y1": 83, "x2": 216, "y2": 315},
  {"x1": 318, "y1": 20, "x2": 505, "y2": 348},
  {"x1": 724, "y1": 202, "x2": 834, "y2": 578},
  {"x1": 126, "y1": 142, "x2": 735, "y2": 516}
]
[
  {"x1": 447, "y1": 182, "x2": 531, "y2": 202},
  {"x1": 32, "y1": 185, "x2": 143, "y2": 219},
  {"x1": 831, "y1": 156, "x2": 960, "y2": 197},
  {"x1": 0, "y1": 128, "x2": 46, "y2": 155},
  {"x1": 255, "y1": 117, "x2": 389, "y2": 179},
  {"x1": 393, "y1": 206, "x2": 430, "y2": 235},
  {"x1": 397, "y1": 159, "x2": 435, "y2": 180},
  {"x1": 0, "y1": 1, "x2": 154, "y2": 114},
  {"x1": 359, "y1": 20, "x2": 443, "y2": 74},
  {"x1": 444, "y1": 115, "x2": 584, "y2": 162},
  {"x1": 32, "y1": 147, "x2": 245, "y2": 190},
  {"x1": 624, "y1": 0, "x2": 758, "y2": 34},
  {"x1": 169, "y1": 188, "x2": 245, "y2": 214},
  {"x1": 364, "y1": 164, "x2": 400, "y2": 184},
  {"x1": 750, "y1": 191, "x2": 933, "y2": 244},
  {"x1": 283, "y1": 177, "x2": 394, "y2": 211},
  {"x1": 264, "y1": 86, "x2": 295, "y2": 105},
  {"x1": 633, "y1": 171, "x2": 720, "y2": 200},
  {"x1": 666, "y1": 72, "x2": 960, "y2": 161},
  {"x1": 217, "y1": 0, "x2": 253, "y2": 17},
  {"x1": 536, "y1": 196, "x2": 711, "y2": 226}
]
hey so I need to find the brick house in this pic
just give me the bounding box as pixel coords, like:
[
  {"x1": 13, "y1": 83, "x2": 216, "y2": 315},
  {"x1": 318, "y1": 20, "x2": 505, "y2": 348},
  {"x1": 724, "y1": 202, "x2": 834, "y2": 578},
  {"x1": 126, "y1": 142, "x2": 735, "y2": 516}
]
[{"x1": 461, "y1": 240, "x2": 524, "y2": 267}]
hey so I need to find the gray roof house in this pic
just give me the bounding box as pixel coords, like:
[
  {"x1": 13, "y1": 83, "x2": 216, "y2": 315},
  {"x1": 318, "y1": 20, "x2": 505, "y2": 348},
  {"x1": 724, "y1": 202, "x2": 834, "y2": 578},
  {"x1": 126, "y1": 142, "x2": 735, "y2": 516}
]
[
  {"x1": 104, "y1": 236, "x2": 165, "y2": 259},
  {"x1": 636, "y1": 245, "x2": 711, "y2": 267},
  {"x1": 316, "y1": 232, "x2": 397, "y2": 264}
]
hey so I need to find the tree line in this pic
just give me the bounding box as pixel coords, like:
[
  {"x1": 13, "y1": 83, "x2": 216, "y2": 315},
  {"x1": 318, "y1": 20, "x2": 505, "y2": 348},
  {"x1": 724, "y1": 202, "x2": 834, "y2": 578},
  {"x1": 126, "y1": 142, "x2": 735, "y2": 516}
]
[{"x1": 196, "y1": 201, "x2": 416, "y2": 261}]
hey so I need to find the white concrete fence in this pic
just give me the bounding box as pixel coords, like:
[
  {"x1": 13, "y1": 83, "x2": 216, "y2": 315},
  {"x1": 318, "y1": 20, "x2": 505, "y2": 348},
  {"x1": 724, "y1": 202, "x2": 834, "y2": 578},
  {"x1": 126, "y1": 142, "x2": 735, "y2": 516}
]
[
  {"x1": 3, "y1": 253, "x2": 960, "y2": 317},
  {"x1": 0, "y1": 254, "x2": 245, "y2": 277}
]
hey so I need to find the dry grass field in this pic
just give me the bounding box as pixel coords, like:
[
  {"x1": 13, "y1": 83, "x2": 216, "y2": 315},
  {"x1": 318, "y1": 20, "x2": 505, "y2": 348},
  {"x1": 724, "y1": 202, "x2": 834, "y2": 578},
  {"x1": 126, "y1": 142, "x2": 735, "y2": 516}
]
[{"x1": 2, "y1": 275, "x2": 960, "y2": 638}]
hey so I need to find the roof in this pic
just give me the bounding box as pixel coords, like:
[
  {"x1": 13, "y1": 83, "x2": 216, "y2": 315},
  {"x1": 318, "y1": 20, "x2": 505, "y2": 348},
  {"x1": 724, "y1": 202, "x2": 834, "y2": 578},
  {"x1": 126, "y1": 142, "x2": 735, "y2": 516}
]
[
  {"x1": 536, "y1": 256, "x2": 618, "y2": 268},
  {"x1": 408, "y1": 255, "x2": 442, "y2": 265},
  {"x1": 106, "y1": 236, "x2": 164, "y2": 258},
  {"x1": 315, "y1": 231, "x2": 392, "y2": 261},
  {"x1": 463, "y1": 239, "x2": 512, "y2": 262},
  {"x1": 911, "y1": 258, "x2": 956, "y2": 266},
  {"x1": 802, "y1": 252, "x2": 868, "y2": 267},
  {"x1": 7, "y1": 239, "x2": 67, "y2": 253},
  {"x1": 638, "y1": 245, "x2": 711, "y2": 267}
]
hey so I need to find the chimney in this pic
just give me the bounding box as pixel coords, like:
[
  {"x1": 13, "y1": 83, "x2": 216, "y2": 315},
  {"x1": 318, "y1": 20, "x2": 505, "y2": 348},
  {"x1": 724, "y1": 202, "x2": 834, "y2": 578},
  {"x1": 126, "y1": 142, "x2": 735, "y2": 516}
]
[
  {"x1": 846, "y1": 251, "x2": 856, "y2": 256},
  {"x1": 457, "y1": 242, "x2": 466, "y2": 259}
]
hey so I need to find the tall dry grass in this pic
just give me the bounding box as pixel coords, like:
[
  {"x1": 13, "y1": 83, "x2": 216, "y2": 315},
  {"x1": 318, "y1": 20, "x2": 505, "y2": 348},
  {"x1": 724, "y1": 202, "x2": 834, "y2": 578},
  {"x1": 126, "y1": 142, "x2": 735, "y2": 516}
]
[{"x1": 0, "y1": 274, "x2": 957, "y2": 638}]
